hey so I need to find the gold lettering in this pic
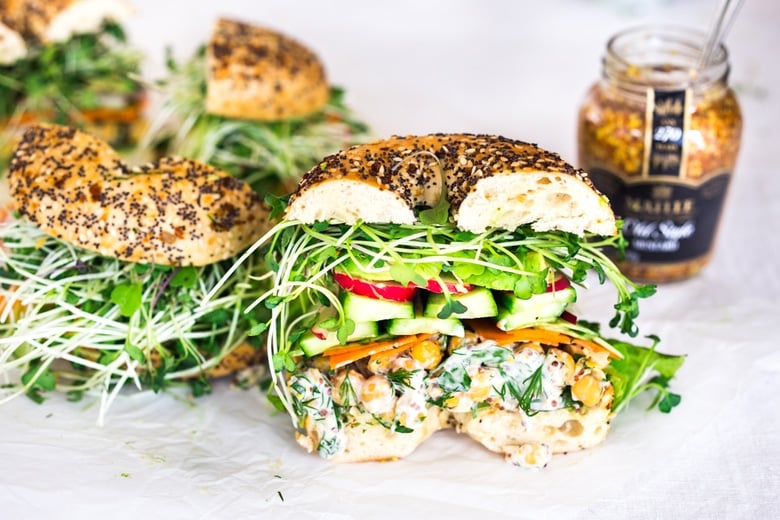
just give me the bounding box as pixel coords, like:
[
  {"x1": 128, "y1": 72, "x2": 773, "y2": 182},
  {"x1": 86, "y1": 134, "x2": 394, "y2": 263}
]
[
  {"x1": 651, "y1": 153, "x2": 680, "y2": 171},
  {"x1": 654, "y1": 97, "x2": 684, "y2": 117},
  {"x1": 625, "y1": 195, "x2": 695, "y2": 217}
]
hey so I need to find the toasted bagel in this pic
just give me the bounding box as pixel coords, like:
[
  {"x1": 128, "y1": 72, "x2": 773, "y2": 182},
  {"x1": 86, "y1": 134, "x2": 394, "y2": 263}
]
[
  {"x1": 8, "y1": 123, "x2": 270, "y2": 266},
  {"x1": 286, "y1": 133, "x2": 616, "y2": 236},
  {"x1": 205, "y1": 18, "x2": 330, "y2": 121},
  {"x1": 0, "y1": 19, "x2": 26, "y2": 64},
  {"x1": 451, "y1": 384, "x2": 614, "y2": 468},
  {"x1": 296, "y1": 407, "x2": 450, "y2": 463}
]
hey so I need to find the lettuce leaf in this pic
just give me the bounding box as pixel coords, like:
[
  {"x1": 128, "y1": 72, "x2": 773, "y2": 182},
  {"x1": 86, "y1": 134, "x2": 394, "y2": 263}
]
[{"x1": 605, "y1": 335, "x2": 686, "y2": 414}]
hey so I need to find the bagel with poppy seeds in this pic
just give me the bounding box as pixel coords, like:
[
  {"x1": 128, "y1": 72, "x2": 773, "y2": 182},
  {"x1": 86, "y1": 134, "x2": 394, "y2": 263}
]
[
  {"x1": 259, "y1": 133, "x2": 684, "y2": 468},
  {"x1": 286, "y1": 133, "x2": 617, "y2": 236},
  {"x1": 0, "y1": 0, "x2": 145, "y2": 171},
  {"x1": 140, "y1": 17, "x2": 370, "y2": 197},
  {"x1": 206, "y1": 17, "x2": 330, "y2": 122},
  {"x1": 9, "y1": 123, "x2": 269, "y2": 266},
  {"x1": 0, "y1": 124, "x2": 273, "y2": 418}
]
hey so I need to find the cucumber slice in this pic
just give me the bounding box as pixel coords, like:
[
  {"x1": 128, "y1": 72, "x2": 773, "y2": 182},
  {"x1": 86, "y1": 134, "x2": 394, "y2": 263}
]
[
  {"x1": 496, "y1": 287, "x2": 576, "y2": 331},
  {"x1": 299, "y1": 320, "x2": 379, "y2": 357},
  {"x1": 341, "y1": 291, "x2": 414, "y2": 322},
  {"x1": 423, "y1": 288, "x2": 498, "y2": 319},
  {"x1": 387, "y1": 317, "x2": 465, "y2": 337}
]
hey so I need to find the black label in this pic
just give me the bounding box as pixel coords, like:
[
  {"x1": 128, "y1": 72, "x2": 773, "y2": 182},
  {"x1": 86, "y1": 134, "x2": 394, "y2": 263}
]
[
  {"x1": 647, "y1": 89, "x2": 688, "y2": 177},
  {"x1": 589, "y1": 168, "x2": 731, "y2": 263}
]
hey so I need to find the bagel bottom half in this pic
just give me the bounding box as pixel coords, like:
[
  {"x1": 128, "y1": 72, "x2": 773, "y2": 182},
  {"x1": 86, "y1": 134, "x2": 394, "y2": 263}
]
[
  {"x1": 451, "y1": 390, "x2": 614, "y2": 468},
  {"x1": 292, "y1": 401, "x2": 613, "y2": 467},
  {"x1": 296, "y1": 407, "x2": 450, "y2": 463}
]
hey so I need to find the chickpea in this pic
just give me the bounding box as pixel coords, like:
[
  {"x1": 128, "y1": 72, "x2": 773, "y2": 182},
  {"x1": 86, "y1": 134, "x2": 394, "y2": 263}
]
[
  {"x1": 360, "y1": 374, "x2": 395, "y2": 414},
  {"x1": 331, "y1": 369, "x2": 365, "y2": 407},
  {"x1": 545, "y1": 348, "x2": 575, "y2": 385},
  {"x1": 410, "y1": 340, "x2": 443, "y2": 370},
  {"x1": 572, "y1": 374, "x2": 603, "y2": 407}
]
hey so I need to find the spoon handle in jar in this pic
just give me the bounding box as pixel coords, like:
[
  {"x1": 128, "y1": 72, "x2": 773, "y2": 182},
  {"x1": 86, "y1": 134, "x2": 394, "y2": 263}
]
[{"x1": 698, "y1": 0, "x2": 745, "y2": 69}]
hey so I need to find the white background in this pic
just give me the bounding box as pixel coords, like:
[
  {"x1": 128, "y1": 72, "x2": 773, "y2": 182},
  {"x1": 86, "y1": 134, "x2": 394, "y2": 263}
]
[{"x1": 2, "y1": 1, "x2": 779, "y2": 519}]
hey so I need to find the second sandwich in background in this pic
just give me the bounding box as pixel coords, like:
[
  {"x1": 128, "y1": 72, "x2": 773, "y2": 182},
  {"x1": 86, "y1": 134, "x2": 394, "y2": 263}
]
[
  {"x1": 0, "y1": 0, "x2": 146, "y2": 169},
  {"x1": 142, "y1": 17, "x2": 372, "y2": 195}
]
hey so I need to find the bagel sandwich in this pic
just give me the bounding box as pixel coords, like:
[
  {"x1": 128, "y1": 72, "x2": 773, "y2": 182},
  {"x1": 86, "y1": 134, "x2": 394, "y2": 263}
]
[
  {"x1": 240, "y1": 133, "x2": 685, "y2": 468},
  {"x1": 0, "y1": 0, "x2": 145, "y2": 170},
  {"x1": 0, "y1": 123, "x2": 273, "y2": 423},
  {"x1": 140, "y1": 17, "x2": 371, "y2": 195}
]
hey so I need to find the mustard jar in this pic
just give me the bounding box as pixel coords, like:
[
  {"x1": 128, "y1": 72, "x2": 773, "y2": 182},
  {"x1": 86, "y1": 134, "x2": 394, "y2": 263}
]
[{"x1": 577, "y1": 25, "x2": 742, "y2": 283}]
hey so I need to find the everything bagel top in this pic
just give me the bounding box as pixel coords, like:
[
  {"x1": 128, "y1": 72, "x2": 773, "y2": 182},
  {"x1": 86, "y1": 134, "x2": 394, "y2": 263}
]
[
  {"x1": 8, "y1": 123, "x2": 270, "y2": 266},
  {"x1": 285, "y1": 133, "x2": 617, "y2": 236}
]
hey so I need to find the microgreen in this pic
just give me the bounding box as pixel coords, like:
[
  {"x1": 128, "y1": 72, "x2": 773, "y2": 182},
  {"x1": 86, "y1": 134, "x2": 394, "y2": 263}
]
[
  {"x1": 248, "y1": 216, "x2": 656, "y2": 424},
  {"x1": 0, "y1": 22, "x2": 144, "y2": 169},
  {"x1": 138, "y1": 47, "x2": 372, "y2": 194},
  {"x1": 0, "y1": 217, "x2": 271, "y2": 424},
  {"x1": 110, "y1": 282, "x2": 142, "y2": 317}
]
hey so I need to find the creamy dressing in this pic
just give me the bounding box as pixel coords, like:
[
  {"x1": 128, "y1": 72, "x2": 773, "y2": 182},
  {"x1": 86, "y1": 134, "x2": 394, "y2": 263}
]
[
  {"x1": 290, "y1": 341, "x2": 577, "y2": 460},
  {"x1": 430, "y1": 341, "x2": 569, "y2": 414},
  {"x1": 393, "y1": 358, "x2": 428, "y2": 430},
  {"x1": 288, "y1": 368, "x2": 345, "y2": 458}
]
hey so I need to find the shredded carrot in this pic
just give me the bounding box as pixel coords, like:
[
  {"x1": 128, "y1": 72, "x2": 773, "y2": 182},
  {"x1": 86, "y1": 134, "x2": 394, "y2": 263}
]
[
  {"x1": 80, "y1": 98, "x2": 146, "y2": 124},
  {"x1": 571, "y1": 338, "x2": 620, "y2": 359},
  {"x1": 467, "y1": 319, "x2": 568, "y2": 346},
  {"x1": 324, "y1": 334, "x2": 428, "y2": 370},
  {"x1": 2, "y1": 96, "x2": 146, "y2": 127},
  {"x1": 366, "y1": 342, "x2": 417, "y2": 366}
]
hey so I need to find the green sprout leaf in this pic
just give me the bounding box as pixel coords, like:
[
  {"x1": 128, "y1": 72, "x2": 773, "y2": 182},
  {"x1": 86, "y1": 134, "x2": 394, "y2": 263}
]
[
  {"x1": 110, "y1": 283, "x2": 143, "y2": 317},
  {"x1": 419, "y1": 198, "x2": 450, "y2": 226},
  {"x1": 249, "y1": 322, "x2": 269, "y2": 336},
  {"x1": 389, "y1": 263, "x2": 426, "y2": 287},
  {"x1": 170, "y1": 266, "x2": 198, "y2": 288},
  {"x1": 265, "y1": 193, "x2": 290, "y2": 221},
  {"x1": 436, "y1": 299, "x2": 467, "y2": 319},
  {"x1": 124, "y1": 343, "x2": 145, "y2": 363},
  {"x1": 336, "y1": 319, "x2": 356, "y2": 344}
]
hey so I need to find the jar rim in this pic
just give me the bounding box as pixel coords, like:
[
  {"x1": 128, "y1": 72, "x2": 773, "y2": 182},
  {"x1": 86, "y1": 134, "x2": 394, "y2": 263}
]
[{"x1": 604, "y1": 25, "x2": 730, "y2": 92}]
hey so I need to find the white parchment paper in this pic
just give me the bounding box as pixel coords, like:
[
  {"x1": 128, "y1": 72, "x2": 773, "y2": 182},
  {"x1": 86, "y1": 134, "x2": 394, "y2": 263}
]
[{"x1": 2, "y1": 1, "x2": 780, "y2": 518}]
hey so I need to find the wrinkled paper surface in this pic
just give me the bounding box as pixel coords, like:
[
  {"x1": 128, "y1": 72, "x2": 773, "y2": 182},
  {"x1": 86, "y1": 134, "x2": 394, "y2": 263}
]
[{"x1": 2, "y1": 1, "x2": 780, "y2": 518}]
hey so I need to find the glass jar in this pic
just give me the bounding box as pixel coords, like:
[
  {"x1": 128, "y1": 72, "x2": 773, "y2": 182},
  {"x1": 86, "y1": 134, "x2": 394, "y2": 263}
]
[{"x1": 577, "y1": 26, "x2": 742, "y2": 283}]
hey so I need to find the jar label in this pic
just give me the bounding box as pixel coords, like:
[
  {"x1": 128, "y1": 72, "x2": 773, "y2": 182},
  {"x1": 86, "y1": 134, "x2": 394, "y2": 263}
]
[
  {"x1": 589, "y1": 168, "x2": 731, "y2": 262},
  {"x1": 644, "y1": 88, "x2": 690, "y2": 178}
]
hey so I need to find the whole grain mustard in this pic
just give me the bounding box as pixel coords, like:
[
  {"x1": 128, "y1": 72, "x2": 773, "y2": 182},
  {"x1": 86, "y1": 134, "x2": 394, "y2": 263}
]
[{"x1": 578, "y1": 26, "x2": 742, "y2": 283}]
